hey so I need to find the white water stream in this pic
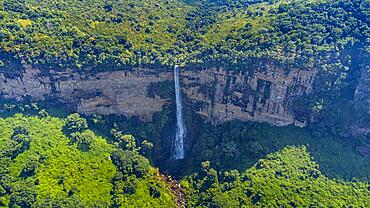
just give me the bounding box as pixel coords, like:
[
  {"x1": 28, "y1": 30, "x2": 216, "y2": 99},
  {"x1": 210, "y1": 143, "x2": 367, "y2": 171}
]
[{"x1": 172, "y1": 65, "x2": 186, "y2": 160}]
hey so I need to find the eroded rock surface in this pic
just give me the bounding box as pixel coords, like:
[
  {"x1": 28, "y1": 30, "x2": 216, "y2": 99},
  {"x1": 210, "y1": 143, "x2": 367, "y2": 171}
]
[
  {"x1": 0, "y1": 65, "x2": 172, "y2": 121},
  {"x1": 182, "y1": 65, "x2": 316, "y2": 126},
  {"x1": 0, "y1": 64, "x2": 317, "y2": 126},
  {"x1": 355, "y1": 69, "x2": 370, "y2": 110}
]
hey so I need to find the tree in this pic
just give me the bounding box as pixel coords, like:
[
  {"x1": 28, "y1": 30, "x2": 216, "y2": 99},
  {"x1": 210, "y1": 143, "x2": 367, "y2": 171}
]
[
  {"x1": 200, "y1": 161, "x2": 219, "y2": 189},
  {"x1": 111, "y1": 129, "x2": 137, "y2": 151},
  {"x1": 123, "y1": 175, "x2": 138, "y2": 194},
  {"x1": 12, "y1": 126, "x2": 29, "y2": 137},
  {"x1": 149, "y1": 186, "x2": 161, "y2": 198},
  {"x1": 140, "y1": 140, "x2": 153, "y2": 156},
  {"x1": 9, "y1": 184, "x2": 36, "y2": 208},
  {"x1": 221, "y1": 141, "x2": 237, "y2": 158},
  {"x1": 70, "y1": 131, "x2": 94, "y2": 151},
  {"x1": 37, "y1": 109, "x2": 49, "y2": 118},
  {"x1": 64, "y1": 113, "x2": 88, "y2": 135},
  {"x1": 8, "y1": 126, "x2": 31, "y2": 159},
  {"x1": 110, "y1": 150, "x2": 150, "y2": 178},
  {"x1": 19, "y1": 155, "x2": 39, "y2": 178},
  {"x1": 91, "y1": 114, "x2": 105, "y2": 126},
  {"x1": 222, "y1": 169, "x2": 240, "y2": 183}
]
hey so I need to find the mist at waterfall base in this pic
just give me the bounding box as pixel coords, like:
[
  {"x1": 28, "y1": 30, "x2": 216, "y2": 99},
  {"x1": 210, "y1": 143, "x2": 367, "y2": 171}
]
[{"x1": 172, "y1": 65, "x2": 186, "y2": 160}]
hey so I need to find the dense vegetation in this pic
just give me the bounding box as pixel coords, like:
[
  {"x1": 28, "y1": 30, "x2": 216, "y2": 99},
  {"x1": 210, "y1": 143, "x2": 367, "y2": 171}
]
[
  {"x1": 80, "y1": 98, "x2": 370, "y2": 180},
  {"x1": 1, "y1": 0, "x2": 370, "y2": 207},
  {"x1": 0, "y1": 0, "x2": 368, "y2": 70},
  {"x1": 185, "y1": 146, "x2": 370, "y2": 207},
  {"x1": 192, "y1": 0, "x2": 370, "y2": 68},
  {"x1": 187, "y1": 120, "x2": 370, "y2": 180},
  {"x1": 0, "y1": 0, "x2": 192, "y2": 68},
  {"x1": 0, "y1": 112, "x2": 176, "y2": 207},
  {"x1": 1, "y1": 0, "x2": 368, "y2": 129},
  {"x1": 1, "y1": 111, "x2": 370, "y2": 207}
]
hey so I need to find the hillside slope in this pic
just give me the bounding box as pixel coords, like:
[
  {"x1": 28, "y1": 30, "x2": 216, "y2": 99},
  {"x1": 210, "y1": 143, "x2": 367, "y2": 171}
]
[
  {"x1": 0, "y1": 112, "x2": 370, "y2": 207},
  {"x1": 186, "y1": 146, "x2": 370, "y2": 207},
  {"x1": 0, "y1": 113, "x2": 176, "y2": 207}
]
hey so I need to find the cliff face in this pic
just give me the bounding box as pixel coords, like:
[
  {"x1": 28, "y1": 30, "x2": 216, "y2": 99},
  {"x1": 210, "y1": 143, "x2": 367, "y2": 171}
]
[
  {"x1": 182, "y1": 65, "x2": 316, "y2": 126},
  {"x1": 352, "y1": 68, "x2": 370, "y2": 136},
  {"x1": 0, "y1": 64, "x2": 316, "y2": 126},
  {"x1": 0, "y1": 65, "x2": 172, "y2": 121},
  {"x1": 355, "y1": 69, "x2": 370, "y2": 110}
]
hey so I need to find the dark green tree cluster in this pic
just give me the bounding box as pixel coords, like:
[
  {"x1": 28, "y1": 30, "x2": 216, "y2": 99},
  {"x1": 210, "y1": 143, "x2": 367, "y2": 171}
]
[
  {"x1": 64, "y1": 113, "x2": 88, "y2": 134},
  {"x1": 110, "y1": 149, "x2": 150, "y2": 205},
  {"x1": 64, "y1": 113, "x2": 93, "y2": 151}
]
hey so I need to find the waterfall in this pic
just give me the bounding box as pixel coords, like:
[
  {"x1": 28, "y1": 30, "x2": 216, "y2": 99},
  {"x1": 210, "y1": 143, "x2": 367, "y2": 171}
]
[{"x1": 172, "y1": 64, "x2": 186, "y2": 160}]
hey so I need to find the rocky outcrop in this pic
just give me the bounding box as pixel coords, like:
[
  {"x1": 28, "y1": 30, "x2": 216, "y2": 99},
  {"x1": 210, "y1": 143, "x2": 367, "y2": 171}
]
[
  {"x1": 355, "y1": 69, "x2": 370, "y2": 110},
  {"x1": 352, "y1": 68, "x2": 370, "y2": 136},
  {"x1": 182, "y1": 64, "x2": 316, "y2": 126},
  {"x1": 0, "y1": 63, "x2": 317, "y2": 126}
]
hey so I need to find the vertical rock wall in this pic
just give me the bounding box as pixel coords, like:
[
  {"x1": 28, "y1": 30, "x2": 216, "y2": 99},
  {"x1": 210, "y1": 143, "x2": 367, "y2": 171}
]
[
  {"x1": 0, "y1": 65, "x2": 172, "y2": 121},
  {"x1": 0, "y1": 63, "x2": 318, "y2": 126},
  {"x1": 182, "y1": 64, "x2": 317, "y2": 126},
  {"x1": 355, "y1": 69, "x2": 370, "y2": 111}
]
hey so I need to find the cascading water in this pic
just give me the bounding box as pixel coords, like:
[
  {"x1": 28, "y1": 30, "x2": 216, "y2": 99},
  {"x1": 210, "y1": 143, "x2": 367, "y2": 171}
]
[{"x1": 172, "y1": 64, "x2": 186, "y2": 160}]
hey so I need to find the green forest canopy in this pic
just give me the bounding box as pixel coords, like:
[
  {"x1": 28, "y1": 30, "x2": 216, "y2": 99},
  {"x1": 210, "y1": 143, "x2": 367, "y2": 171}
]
[
  {"x1": 0, "y1": 0, "x2": 368, "y2": 69},
  {"x1": 1, "y1": 112, "x2": 370, "y2": 207},
  {"x1": 0, "y1": 113, "x2": 176, "y2": 207},
  {"x1": 0, "y1": 0, "x2": 370, "y2": 207},
  {"x1": 186, "y1": 146, "x2": 370, "y2": 207}
]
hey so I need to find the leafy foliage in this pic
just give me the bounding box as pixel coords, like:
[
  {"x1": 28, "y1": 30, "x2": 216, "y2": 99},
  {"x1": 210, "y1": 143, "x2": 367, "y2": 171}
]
[
  {"x1": 64, "y1": 113, "x2": 88, "y2": 134},
  {"x1": 0, "y1": 0, "x2": 193, "y2": 68},
  {"x1": 0, "y1": 104, "x2": 370, "y2": 207},
  {"x1": 0, "y1": 0, "x2": 368, "y2": 70},
  {"x1": 188, "y1": 120, "x2": 370, "y2": 180},
  {"x1": 186, "y1": 146, "x2": 370, "y2": 207},
  {"x1": 0, "y1": 113, "x2": 176, "y2": 207},
  {"x1": 0, "y1": 0, "x2": 370, "y2": 206}
]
